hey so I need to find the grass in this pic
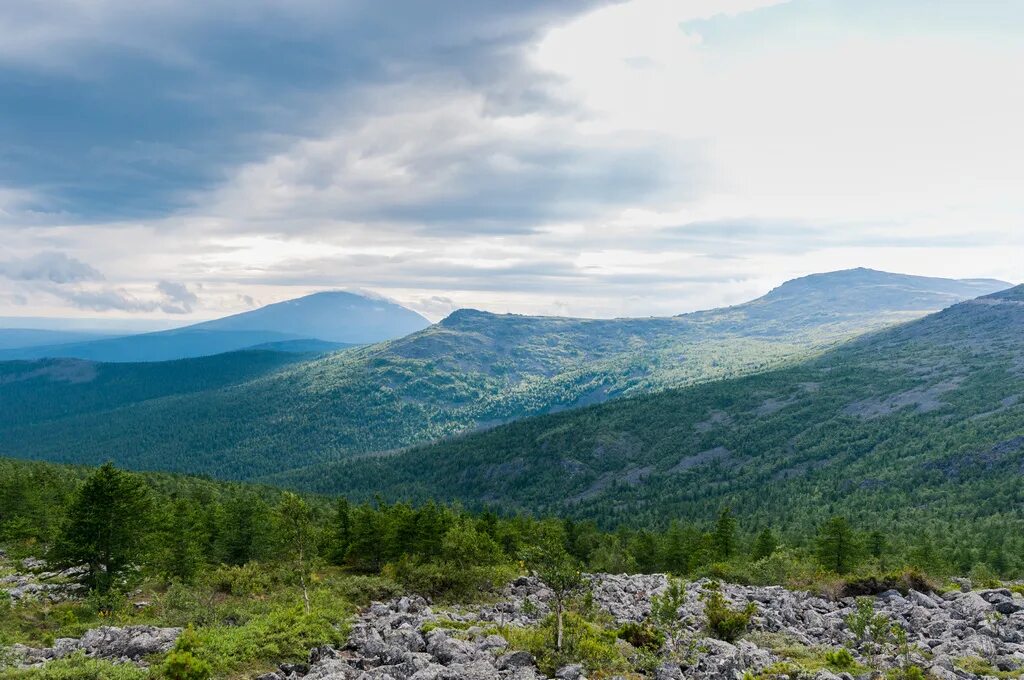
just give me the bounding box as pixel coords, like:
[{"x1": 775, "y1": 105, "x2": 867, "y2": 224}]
[
  {"x1": 746, "y1": 633, "x2": 870, "y2": 676},
  {"x1": 955, "y1": 656, "x2": 1024, "y2": 679},
  {"x1": 501, "y1": 611, "x2": 640, "y2": 678},
  {"x1": 0, "y1": 565, "x2": 397, "y2": 680},
  {"x1": 1, "y1": 654, "x2": 150, "y2": 680}
]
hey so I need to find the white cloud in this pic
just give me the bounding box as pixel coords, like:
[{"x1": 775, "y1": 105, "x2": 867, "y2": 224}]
[
  {"x1": 533, "y1": 0, "x2": 1024, "y2": 230},
  {"x1": 0, "y1": 0, "x2": 1021, "y2": 321},
  {"x1": 0, "y1": 251, "x2": 103, "y2": 283}
]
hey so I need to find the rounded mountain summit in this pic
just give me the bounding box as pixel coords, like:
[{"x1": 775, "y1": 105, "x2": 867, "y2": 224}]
[{"x1": 189, "y1": 291, "x2": 431, "y2": 345}]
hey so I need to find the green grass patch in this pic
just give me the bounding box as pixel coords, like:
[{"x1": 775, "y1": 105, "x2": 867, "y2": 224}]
[{"x1": 0, "y1": 654, "x2": 149, "y2": 680}]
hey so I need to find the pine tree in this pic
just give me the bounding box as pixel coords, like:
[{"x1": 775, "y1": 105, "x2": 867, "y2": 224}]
[
  {"x1": 330, "y1": 497, "x2": 352, "y2": 565},
  {"x1": 712, "y1": 507, "x2": 738, "y2": 560},
  {"x1": 815, "y1": 516, "x2": 862, "y2": 574},
  {"x1": 159, "y1": 497, "x2": 205, "y2": 583},
  {"x1": 751, "y1": 528, "x2": 779, "y2": 561},
  {"x1": 867, "y1": 530, "x2": 887, "y2": 560},
  {"x1": 53, "y1": 462, "x2": 154, "y2": 593}
]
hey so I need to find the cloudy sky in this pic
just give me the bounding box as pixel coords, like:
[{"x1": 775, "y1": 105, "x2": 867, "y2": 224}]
[{"x1": 1, "y1": 0, "x2": 1022, "y2": 323}]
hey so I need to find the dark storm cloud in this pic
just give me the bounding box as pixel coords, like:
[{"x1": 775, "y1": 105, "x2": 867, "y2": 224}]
[{"x1": 0, "y1": 0, "x2": 614, "y2": 221}]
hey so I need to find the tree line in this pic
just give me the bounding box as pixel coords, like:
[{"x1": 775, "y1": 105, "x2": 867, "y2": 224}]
[{"x1": 0, "y1": 459, "x2": 1018, "y2": 606}]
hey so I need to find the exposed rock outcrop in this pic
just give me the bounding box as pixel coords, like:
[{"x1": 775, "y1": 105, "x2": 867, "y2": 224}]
[
  {"x1": 274, "y1": 574, "x2": 1024, "y2": 680},
  {"x1": 12, "y1": 626, "x2": 181, "y2": 666}
]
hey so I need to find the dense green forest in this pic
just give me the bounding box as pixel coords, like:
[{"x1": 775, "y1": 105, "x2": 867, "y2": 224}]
[
  {"x1": 272, "y1": 287, "x2": 1024, "y2": 557},
  {"x1": 0, "y1": 269, "x2": 1004, "y2": 481},
  {"x1": 2, "y1": 457, "x2": 1017, "y2": 599},
  {"x1": 2, "y1": 454, "x2": 1020, "y2": 679}
]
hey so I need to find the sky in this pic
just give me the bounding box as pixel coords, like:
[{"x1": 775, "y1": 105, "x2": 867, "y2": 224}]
[{"x1": 1, "y1": 0, "x2": 1022, "y2": 324}]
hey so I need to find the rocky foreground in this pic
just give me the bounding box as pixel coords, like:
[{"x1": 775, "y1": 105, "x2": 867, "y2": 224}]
[
  {"x1": 5, "y1": 572, "x2": 1024, "y2": 679},
  {"x1": 259, "y1": 574, "x2": 1024, "y2": 680}
]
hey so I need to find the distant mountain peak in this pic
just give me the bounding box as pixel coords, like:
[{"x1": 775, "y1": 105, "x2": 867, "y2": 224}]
[
  {"x1": 0, "y1": 289, "x2": 430, "y2": 362},
  {"x1": 438, "y1": 308, "x2": 502, "y2": 327},
  {"x1": 191, "y1": 290, "x2": 430, "y2": 344},
  {"x1": 755, "y1": 268, "x2": 1011, "y2": 307}
]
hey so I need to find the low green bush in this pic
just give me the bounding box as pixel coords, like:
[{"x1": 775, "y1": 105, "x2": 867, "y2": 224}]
[
  {"x1": 839, "y1": 569, "x2": 935, "y2": 598},
  {"x1": 701, "y1": 581, "x2": 756, "y2": 642},
  {"x1": 503, "y1": 612, "x2": 629, "y2": 676},
  {"x1": 202, "y1": 563, "x2": 277, "y2": 597},
  {"x1": 383, "y1": 555, "x2": 517, "y2": 601},
  {"x1": 616, "y1": 621, "x2": 665, "y2": 652},
  {"x1": 159, "y1": 627, "x2": 212, "y2": 680},
  {"x1": 823, "y1": 647, "x2": 856, "y2": 670},
  {"x1": 0, "y1": 654, "x2": 149, "y2": 680}
]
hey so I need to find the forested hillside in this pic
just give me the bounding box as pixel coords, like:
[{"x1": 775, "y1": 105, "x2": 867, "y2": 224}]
[
  {"x1": 0, "y1": 270, "x2": 1005, "y2": 481},
  {"x1": 277, "y1": 286, "x2": 1024, "y2": 547},
  {"x1": 0, "y1": 350, "x2": 312, "y2": 428}
]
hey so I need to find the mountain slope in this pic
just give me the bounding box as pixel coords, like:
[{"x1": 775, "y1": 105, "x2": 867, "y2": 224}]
[
  {"x1": 0, "y1": 350, "x2": 313, "y2": 430},
  {"x1": 0, "y1": 270, "x2": 1009, "y2": 480},
  {"x1": 188, "y1": 291, "x2": 430, "y2": 343},
  {"x1": 277, "y1": 286, "x2": 1024, "y2": 531},
  {"x1": 0, "y1": 291, "x2": 427, "y2": 362}
]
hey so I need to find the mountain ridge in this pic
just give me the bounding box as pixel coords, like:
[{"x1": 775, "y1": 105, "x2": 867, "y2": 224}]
[
  {"x1": 0, "y1": 290, "x2": 427, "y2": 362},
  {"x1": 0, "y1": 269, "x2": 1010, "y2": 482},
  {"x1": 271, "y1": 284, "x2": 1024, "y2": 530}
]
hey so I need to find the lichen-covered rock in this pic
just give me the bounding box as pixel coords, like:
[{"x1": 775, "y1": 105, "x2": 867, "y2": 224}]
[{"x1": 12, "y1": 625, "x2": 181, "y2": 667}]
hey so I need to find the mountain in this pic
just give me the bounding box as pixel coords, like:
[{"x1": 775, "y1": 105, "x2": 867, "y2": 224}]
[
  {"x1": 0, "y1": 291, "x2": 429, "y2": 362},
  {"x1": 0, "y1": 269, "x2": 1008, "y2": 482},
  {"x1": 278, "y1": 285, "x2": 1024, "y2": 533},
  {"x1": 186, "y1": 291, "x2": 431, "y2": 343}
]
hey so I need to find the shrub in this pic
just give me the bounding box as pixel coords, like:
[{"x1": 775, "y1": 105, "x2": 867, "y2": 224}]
[
  {"x1": 839, "y1": 569, "x2": 934, "y2": 598},
  {"x1": 700, "y1": 581, "x2": 756, "y2": 642},
  {"x1": 503, "y1": 612, "x2": 629, "y2": 676},
  {"x1": 0, "y1": 654, "x2": 149, "y2": 680},
  {"x1": 160, "y1": 627, "x2": 212, "y2": 680},
  {"x1": 616, "y1": 621, "x2": 665, "y2": 652},
  {"x1": 202, "y1": 563, "x2": 276, "y2": 597},
  {"x1": 823, "y1": 647, "x2": 856, "y2": 670},
  {"x1": 844, "y1": 598, "x2": 890, "y2": 647},
  {"x1": 331, "y1": 575, "x2": 402, "y2": 606},
  {"x1": 161, "y1": 650, "x2": 211, "y2": 680},
  {"x1": 649, "y1": 578, "x2": 686, "y2": 630},
  {"x1": 383, "y1": 555, "x2": 517, "y2": 601}
]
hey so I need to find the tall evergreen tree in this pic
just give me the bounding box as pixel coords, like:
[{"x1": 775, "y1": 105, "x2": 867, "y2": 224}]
[
  {"x1": 712, "y1": 507, "x2": 738, "y2": 560},
  {"x1": 815, "y1": 516, "x2": 862, "y2": 574},
  {"x1": 159, "y1": 497, "x2": 205, "y2": 583},
  {"x1": 330, "y1": 497, "x2": 352, "y2": 565},
  {"x1": 53, "y1": 462, "x2": 154, "y2": 593},
  {"x1": 751, "y1": 528, "x2": 779, "y2": 561}
]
